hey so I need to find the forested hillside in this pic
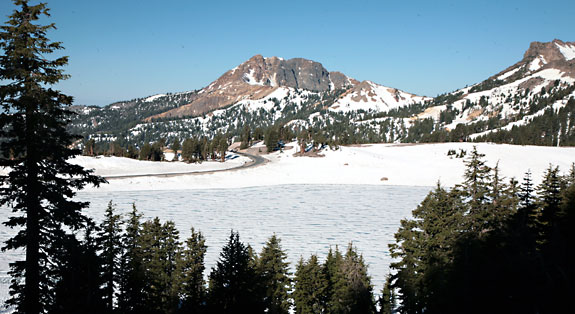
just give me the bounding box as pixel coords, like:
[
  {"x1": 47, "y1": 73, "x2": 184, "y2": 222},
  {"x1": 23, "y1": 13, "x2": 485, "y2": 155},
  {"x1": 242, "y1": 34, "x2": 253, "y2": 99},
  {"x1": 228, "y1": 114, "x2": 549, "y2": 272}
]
[{"x1": 69, "y1": 40, "x2": 575, "y2": 155}]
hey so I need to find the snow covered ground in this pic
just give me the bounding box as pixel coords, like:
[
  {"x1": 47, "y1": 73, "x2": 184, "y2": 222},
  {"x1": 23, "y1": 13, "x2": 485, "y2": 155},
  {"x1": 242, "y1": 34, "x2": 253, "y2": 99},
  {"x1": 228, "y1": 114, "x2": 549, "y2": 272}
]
[
  {"x1": 74, "y1": 142, "x2": 575, "y2": 192},
  {"x1": 68, "y1": 154, "x2": 250, "y2": 177},
  {"x1": 0, "y1": 142, "x2": 573, "y2": 307},
  {"x1": 0, "y1": 184, "x2": 431, "y2": 305}
]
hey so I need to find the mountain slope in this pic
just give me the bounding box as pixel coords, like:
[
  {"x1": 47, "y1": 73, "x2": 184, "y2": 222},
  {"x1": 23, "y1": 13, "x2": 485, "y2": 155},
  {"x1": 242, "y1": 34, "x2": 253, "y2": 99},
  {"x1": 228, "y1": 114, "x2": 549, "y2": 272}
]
[
  {"x1": 146, "y1": 55, "x2": 359, "y2": 120},
  {"x1": 385, "y1": 39, "x2": 575, "y2": 144},
  {"x1": 69, "y1": 40, "x2": 575, "y2": 149}
]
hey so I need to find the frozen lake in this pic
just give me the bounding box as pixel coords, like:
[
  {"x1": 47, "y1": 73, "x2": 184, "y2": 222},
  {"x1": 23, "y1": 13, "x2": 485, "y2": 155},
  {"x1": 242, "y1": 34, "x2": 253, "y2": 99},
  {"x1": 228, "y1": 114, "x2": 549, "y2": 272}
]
[{"x1": 0, "y1": 184, "x2": 431, "y2": 305}]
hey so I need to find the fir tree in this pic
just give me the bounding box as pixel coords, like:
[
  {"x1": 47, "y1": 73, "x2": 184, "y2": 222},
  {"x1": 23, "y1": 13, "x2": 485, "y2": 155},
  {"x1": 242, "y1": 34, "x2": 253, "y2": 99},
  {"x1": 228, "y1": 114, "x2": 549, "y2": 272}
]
[
  {"x1": 171, "y1": 137, "x2": 181, "y2": 161},
  {"x1": 258, "y1": 234, "x2": 292, "y2": 314},
  {"x1": 117, "y1": 204, "x2": 145, "y2": 314},
  {"x1": 337, "y1": 244, "x2": 375, "y2": 314},
  {"x1": 293, "y1": 255, "x2": 328, "y2": 314},
  {"x1": 240, "y1": 125, "x2": 251, "y2": 149},
  {"x1": 139, "y1": 218, "x2": 181, "y2": 314},
  {"x1": 176, "y1": 227, "x2": 207, "y2": 314},
  {"x1": 460, "y1": 146, "x2": 491, "y2": 233},
  {"x1": 0, "y1": 1, "x2": 105, "y2": 313},
  {"x1": 208, "y1": 230, "x2": 264, "y2": 313},
  {"x1": 323, "y1": 246, "x2": 344, "y2": 312},
  {"x1": 97, "y1": 201, "x2": 124, "y2": 312},
  {"x1": 389, "y1": 183, "x2": 463, "y2": 313},
  {"x1": 378, "y1": 275, "x2": 395, "y2": 314},
  {"x1": 538, "y1": 165, "x2": 562, "y2": 233},
  {"x1": 51, "y1": 223, "x2": 106, "y2": 314}
]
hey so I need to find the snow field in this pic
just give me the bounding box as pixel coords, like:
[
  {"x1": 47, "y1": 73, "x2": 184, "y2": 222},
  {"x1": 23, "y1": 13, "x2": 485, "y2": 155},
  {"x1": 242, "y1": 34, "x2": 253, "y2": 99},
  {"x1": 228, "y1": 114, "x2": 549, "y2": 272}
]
[{"x1": 78, "y1": 142, "x2": 575, "y2": 192}]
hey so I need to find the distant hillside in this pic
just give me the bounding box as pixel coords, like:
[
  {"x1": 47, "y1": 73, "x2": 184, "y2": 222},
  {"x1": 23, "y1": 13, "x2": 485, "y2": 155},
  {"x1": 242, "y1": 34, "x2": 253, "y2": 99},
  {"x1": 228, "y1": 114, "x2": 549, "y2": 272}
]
[{"x1": 69, "y1": 40, "x2": 575, "y2": 150}]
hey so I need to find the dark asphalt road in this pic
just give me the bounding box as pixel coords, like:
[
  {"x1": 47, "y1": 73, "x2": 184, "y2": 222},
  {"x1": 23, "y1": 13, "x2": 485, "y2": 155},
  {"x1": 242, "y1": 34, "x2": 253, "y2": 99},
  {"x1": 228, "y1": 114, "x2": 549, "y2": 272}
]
[{"x1": 104, "y1": 151, "x2": 267, "y2": 180}]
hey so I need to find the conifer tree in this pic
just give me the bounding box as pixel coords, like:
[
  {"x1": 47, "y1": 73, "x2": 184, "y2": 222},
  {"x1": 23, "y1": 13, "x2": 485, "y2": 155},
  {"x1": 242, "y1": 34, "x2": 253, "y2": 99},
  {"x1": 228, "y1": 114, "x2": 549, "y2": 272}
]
[
  {"x1": 389, "y1": 183, "x2": 463, "y2": 313},
  {"x1": 460, "y1": 146, "x2": 492, "y2": 233},
  {"x1": 258, "y1": 234, "x2": 292, "y2": 314},
  {"x1": 98, "y1": 201, "x2": 124, "y2": 312},
  {"x1": 52, "y1": 223, "x2": 106, "y2": 314},
  {"x1": 218, "y1": 137, "x2": 228, "y2": 162},
  {"x1": 293, "y1": 255, "x2": 328, "y2": 314},
  {"x1": 0, "y1": 1, "x2": 105, "y2": 313},
  {"x1": 338, "y1": 244, "x2": 375, "y2": 314},
  {"x1": 171, "y1": 137, "x2": 181, "y2": 161},
  {"x1": 323, "y1": 246, "x2": 344, "y2": 312},
  {"x1": 117, "y1": 204, "x2": 145, "y2": 314},
  {"x1": 208, "y1": 230, "x2": 264, "y2": 313},
  {"x1": 176, "y1": 227, "x2": 207, "y2": 314},
  {"x1": 378, "y1": 275, "x2": 395, "y2": 314},
  {"x1": 520, "y1": 170, "x2": 535, "y2": 207},
  {"x1": 240, "y1": 125, "x2": 251, "y2": 149},
  {"x1": 139, "y1": 218, "x2": 181, "y2": 313},
  {"x1": 538, "y1": 165, "x2": 562, "y2": 230}
]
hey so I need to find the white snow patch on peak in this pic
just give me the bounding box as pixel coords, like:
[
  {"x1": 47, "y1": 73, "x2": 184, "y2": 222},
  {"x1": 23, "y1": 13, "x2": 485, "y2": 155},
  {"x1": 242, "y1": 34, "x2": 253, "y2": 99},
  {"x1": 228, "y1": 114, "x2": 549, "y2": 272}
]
[
  {"x1": 529, "y1": 57, "x2": 543, "y2": 71},
  {"x1": 536, "y1": 68, "x2": 574, "y2": 84},
  {"x1": 498, "y1": 67, "x2": 521, "y2": 80},
  {"x1": 145, "y1": 94, "x2": 166, "y2": 102},
  {"x1": 555, "y1": 42, "x2": 575, "y2": 61},
  {"x1": 243, "y1": 69, "x2": 265, "y2": 86},
  {"x1": 330, "y1": 80, "x2": 428, "y2": 114}
]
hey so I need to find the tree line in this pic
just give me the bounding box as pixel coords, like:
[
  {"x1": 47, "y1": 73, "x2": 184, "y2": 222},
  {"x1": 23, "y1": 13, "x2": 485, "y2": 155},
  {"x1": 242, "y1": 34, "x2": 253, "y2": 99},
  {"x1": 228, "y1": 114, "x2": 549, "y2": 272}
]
[
  {"x1": 27, "y1": 201, "x2": 379, "y2": 314},
  {"x1": 384, "y1": 147, "x2": 575, "y2": 314},
  {"x1": 83, "y1": 134, "x2": 231, "y2": 163}
]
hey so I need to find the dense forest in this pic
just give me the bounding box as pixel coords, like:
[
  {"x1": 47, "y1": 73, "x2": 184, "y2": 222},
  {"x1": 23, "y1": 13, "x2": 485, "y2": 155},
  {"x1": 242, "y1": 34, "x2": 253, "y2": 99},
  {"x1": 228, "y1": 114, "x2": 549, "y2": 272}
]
[
  {"x1": 39, "y1": 202, "x2": 376, "y2": 314},
  {"x1": 384, "y1": 148, "x2": 575, "y2": 314}
]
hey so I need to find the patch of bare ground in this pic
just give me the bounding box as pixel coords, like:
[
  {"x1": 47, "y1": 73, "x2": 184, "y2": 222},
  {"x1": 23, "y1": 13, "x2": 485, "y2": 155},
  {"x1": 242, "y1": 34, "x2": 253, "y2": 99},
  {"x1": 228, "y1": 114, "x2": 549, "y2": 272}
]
[
  {"x1": 293, "y1": 150, "x2": 325, "y2": 157},
  {"x1": 240, "y1": 145, "x2": 294, "y2": 156}
]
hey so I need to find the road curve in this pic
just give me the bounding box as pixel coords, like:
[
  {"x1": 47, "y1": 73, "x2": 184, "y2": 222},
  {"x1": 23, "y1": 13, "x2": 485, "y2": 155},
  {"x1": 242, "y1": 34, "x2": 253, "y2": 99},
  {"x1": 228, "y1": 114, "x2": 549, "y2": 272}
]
[{"x1": 103, "y1": 151, "x2": 268, "y2": 180}]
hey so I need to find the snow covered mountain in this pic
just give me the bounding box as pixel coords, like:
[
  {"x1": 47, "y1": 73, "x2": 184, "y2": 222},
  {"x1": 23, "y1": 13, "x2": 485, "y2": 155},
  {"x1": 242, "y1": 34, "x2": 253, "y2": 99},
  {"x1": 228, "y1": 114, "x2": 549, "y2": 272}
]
[
  {"x1": 146, "y1": 55, "x2": 360, "y2": 120},
  {"x1": 70, "y1": 40, "x2": 575, "y2": 147},
  {"x1": 329, "y1": 80, "x2": 430, "y2": 113}
]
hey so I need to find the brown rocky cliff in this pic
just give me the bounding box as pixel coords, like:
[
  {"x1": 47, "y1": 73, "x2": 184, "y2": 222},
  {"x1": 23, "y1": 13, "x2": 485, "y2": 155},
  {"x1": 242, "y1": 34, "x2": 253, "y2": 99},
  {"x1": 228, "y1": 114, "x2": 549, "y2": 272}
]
[
  {"x1": 493, "y1": 39, "x2": 575, "y2": 82},
  {"x1": 146, "y1": 55, "x2": 357, "y2": 120}
]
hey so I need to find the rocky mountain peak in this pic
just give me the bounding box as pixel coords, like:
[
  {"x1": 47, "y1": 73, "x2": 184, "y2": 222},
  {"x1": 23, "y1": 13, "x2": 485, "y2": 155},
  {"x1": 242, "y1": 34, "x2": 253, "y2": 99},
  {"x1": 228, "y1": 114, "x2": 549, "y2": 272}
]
[
  {"x1": 225, "y1": 54, "x2": 355, "y2": 91},
  {"x1": 146, "y1": 55, "x2": 358, "y2": 120},
  {"x1": 523, "y1": 39, "x2": 575, "y2": 63}
]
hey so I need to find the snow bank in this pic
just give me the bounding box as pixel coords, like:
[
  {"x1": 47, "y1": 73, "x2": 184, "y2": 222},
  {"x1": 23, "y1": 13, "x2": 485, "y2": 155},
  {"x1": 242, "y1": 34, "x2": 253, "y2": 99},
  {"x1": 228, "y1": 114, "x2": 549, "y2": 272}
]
[
  {"x1": 77, "y1": 143, "x2": 575, "y2": 192},
  {"x1": 68, "y1": 155, "x2": 250, "y2": 177}
]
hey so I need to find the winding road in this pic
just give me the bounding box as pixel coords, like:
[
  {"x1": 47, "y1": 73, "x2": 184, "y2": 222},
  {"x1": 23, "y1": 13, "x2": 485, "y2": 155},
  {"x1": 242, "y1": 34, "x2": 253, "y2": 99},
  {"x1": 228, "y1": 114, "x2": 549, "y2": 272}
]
[{"x1": 103, "y1": 151, "x2": 267, "y2": 180}]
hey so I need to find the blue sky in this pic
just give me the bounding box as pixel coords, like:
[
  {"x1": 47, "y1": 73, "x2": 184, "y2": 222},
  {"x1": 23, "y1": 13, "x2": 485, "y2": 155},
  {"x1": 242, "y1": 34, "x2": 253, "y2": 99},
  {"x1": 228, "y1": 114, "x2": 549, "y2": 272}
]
[{"x1": 1, "y1": 0, "x2": 574, "y2": 106}]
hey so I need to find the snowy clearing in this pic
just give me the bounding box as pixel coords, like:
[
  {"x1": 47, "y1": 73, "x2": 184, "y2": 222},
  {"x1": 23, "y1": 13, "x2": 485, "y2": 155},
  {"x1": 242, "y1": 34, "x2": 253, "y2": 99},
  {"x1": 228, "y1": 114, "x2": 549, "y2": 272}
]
[{"x1": 73, "y1": 142, "x2": 575, "y2": 192}]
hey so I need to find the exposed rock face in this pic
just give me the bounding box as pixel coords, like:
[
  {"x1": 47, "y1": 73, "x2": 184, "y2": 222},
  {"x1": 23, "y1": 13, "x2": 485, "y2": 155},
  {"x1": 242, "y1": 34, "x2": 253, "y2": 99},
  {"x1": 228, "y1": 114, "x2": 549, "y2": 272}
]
[
  {"x1": 148, "y1": 55, "x2": 357, "y2": 120},
  {"x1": 493, "y1": 39, "x2": 575, "y2": 83},
  {"x1": 523, "y1": 39, "x2": 575, "y2": 63}
]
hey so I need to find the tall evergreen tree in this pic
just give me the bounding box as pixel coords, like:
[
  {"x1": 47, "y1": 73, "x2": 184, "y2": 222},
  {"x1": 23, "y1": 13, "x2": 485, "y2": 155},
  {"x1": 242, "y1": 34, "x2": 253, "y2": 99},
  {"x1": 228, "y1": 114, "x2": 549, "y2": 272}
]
[
  {"x1": 378, "y1": 275, "x2": 395, "y2": 314},
  {"x1": 0, "y1": 1, "x2": 105, "y2": 313},
  {"x1": 537, "y1": 165, "x2": 562, "y2": 235},
  {"x1": 98, "y1": 201, "x2": 124, "y2": 312},
  {"x1": 51, "y1": 223, "x2": 106, "y2": 314},
  {"x1": 390, "y1": 183, "x2": 463, "y2": 313},
  {"x1": 176, "y1": 227, "x2": 207, "y2": 314},
  {"x1": 323, "y1": 246, "x2": 344, "y2": 313},
  {"x1": 337, "y1": 244, "x2": 375, "y2": 314},
  {"x1": 460, "y1": 146, "x2": 492, "y2": 233},
  {"x1": 139, "y1": 218, "x2": 181, "y2": 314},
  {"x1": 293, "y1": 255, "x2": 328, "y2": 314},
  {"x1": 117, "y1": 204, "x2": 145, "y2": 314},
  {"x1": 257, "y1": 234, "x2": 292, "y2": 314},
  {"x1": 208, "y1": 230, "x2": 264, "y2": 313}
]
